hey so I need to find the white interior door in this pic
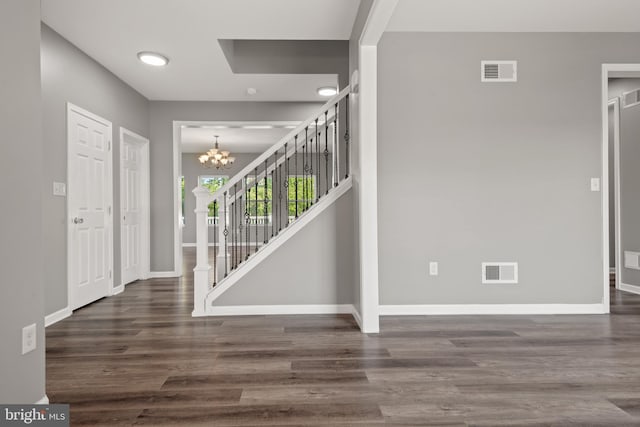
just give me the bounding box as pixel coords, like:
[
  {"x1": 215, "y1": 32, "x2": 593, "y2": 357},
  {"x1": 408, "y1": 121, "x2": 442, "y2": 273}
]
[
  {"x1": 121, "y1": 138, "x2": 142, "y2": 285},
  {"x1": 68, "y1": 104, "x2": 112, "y2": 310}
]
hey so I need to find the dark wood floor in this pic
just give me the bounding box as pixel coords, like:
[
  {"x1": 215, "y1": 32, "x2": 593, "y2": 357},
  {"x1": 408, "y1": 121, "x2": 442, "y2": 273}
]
[{"x1": 46, "y1": 255, "x2": 640, "y2": 426}]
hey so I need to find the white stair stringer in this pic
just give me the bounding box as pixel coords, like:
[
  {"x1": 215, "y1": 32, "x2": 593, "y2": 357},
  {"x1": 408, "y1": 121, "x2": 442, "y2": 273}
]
[{"x1": 202, "y1": 177, "x2": 352, "y2": 314}]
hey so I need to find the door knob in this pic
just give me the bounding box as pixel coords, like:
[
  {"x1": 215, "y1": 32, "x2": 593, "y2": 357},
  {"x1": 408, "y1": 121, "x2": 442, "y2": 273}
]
[{"x1": 72, "y1": 217, "x2": 84, "y2": 224}]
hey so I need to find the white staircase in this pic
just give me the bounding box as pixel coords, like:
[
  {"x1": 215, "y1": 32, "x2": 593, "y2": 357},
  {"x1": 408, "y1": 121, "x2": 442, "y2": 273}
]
[{"x1": 192, "y1": 87, "x2": 352, "y2": 316}]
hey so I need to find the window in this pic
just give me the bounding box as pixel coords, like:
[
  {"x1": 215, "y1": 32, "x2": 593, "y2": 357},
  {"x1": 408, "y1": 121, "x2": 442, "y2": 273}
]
[
  {"x1": 200, "y1": 176, "x2": 228, "y2": 219},
  {"x1": 245, "y1": 177, "x2": 272, "y2": 224},
  {"x1": 288, "y1": 175, "x2": 316, "y2": 217}
]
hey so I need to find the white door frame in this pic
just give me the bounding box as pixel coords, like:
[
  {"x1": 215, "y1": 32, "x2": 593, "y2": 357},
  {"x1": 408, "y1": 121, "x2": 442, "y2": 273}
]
[
  {"x1": 608, "y1": 98, "x2": 622, "y2": 291},
  {"x1": 119, "y1": 127, "x2": 151, "y2": 290},
  {"x1": 602, "y1": 64, "x2": 640, "y2": 304},
  {"x1": 66, "y1": 103, "x2": 114, "y2": 307}
]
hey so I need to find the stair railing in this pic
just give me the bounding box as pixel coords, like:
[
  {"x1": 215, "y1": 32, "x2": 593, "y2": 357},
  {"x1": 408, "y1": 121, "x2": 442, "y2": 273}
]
[{"x1": 192, "y1": 86, "x2": 351, "y2": 315}]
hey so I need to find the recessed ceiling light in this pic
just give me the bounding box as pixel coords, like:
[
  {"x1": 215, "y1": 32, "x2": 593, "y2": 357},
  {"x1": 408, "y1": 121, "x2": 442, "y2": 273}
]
[
  {"x1": 137, "y1": 51, "x2": 169, "y2": 67},
  {"x1": 317, "y1": 86, "x2": 337, "y2": 97},
  {"x1": 211, "y1": 125, "x2": 229, "y2": 129},
  {"x1": 243, "y1": 125, "x2": 274, "y2": 129},
  {"x1": 246, "y1": 87, "x2": 258, "y2": 95}
]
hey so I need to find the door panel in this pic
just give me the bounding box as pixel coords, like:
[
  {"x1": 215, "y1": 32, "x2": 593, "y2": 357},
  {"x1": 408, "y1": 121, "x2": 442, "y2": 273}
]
[
  {"x1": 121, "y1": 139, "x2": 143, "y2": 285},
  {"x1": 68, "y1": 106, "x2": 112, "y2": 310}
]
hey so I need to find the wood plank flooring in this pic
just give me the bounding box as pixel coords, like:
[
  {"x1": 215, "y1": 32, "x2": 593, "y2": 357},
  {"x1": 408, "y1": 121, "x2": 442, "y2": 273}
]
[{"x1": 46, "y1": 251, "x2": 640, "y2": 425}]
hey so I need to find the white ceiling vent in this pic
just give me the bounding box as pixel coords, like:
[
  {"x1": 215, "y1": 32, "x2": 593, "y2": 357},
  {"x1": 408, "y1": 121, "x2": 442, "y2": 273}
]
[
  {"x1": 482, "y1": 262, "x2": 518, "y2": 284},
  {"x1": 622, "y1": 89, "x2": 640, "y2": 109},
  {"x1": 624, "y1": 251, "x2": 640, "y2": 270},
  {"x1": 481, "y1": 61, "x2": 517, "y2": 82}
]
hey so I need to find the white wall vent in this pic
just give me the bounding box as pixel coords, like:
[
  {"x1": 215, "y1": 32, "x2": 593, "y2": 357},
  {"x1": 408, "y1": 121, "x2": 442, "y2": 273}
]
[
  {"x1": 481, "y1": 61, "x2": 517, "y2": 82},
  {"x1": 622, "y1": 89, "x2": 640, "y2": 109},
  {"x1": 624, "y1": 251, "x2": 640, "y2": 270},
  {"x1": 482, "y1": 262, "x2": 518, "y2": 284}
]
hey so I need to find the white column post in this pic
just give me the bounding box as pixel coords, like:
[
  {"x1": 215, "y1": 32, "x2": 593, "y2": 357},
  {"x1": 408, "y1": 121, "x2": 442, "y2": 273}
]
[
  {"x1": 216, "y1": 195, "x2": 230, "y2": 283},
  {"x1": 192, "y1": 186, "x2": 211, "y2": 317}
]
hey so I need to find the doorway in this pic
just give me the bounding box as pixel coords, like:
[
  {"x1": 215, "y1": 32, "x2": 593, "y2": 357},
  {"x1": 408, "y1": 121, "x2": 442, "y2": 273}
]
[
  {"x1": 603, "y1": 65, "x2": 640, "y2": 299},
  {"x1": 119, "y1": 127, "x2": 151, "y2": 287},
  {"x1": 67, "y1": 104, "x2": 113, "y2": 310}
]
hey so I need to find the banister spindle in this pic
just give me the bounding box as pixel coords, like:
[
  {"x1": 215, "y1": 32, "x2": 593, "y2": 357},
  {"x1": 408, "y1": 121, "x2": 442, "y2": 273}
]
[
  {"x1": 254, "y1": 167, "x2": 258, "y2": 254},
  {"x1": 344, "y1": 94, "x2": 350, "y2": 179},
  {"x1": 324, "y1": 110, "x2": 329, "y2": 195},
  {"x1": 232, "y1": 183, "x2": 237, "y2": 269},
  {"x1": 264, "y1": 158, "x2": 268, "y2": 243},
  {"x1": 284, "y1": 142, "x2": 289, "y2": 228},
  {"x1": 244, "y1": 175, "x2": 250, "y2": 260},
  {"x1": 333, "y1": 102, "x2": 339, "y2": 187},
  {"x1": 295, "y1": 135, "x2": 299, "y2": 219},
  {"x1": 212, "y1": 199, "x2": 217, "y2": 286},
  {"x1": 223, "y1": 191, "x2": 228, "y2": 277},
  {"x1": 315, "y1": 118, "x2": 320, "y2": 202}
]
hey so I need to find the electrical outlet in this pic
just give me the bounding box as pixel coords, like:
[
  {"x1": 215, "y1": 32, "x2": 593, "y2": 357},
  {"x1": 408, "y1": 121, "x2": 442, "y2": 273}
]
[
  {"x1": 429, "y1": 261, "x2": 439, "y2": 276},
  {"x1": 22, "y1": 323, "x2": 36, "y2": 355},
  {"x1": 590, "y1": 178, "x2": 600, "y2": 192}
]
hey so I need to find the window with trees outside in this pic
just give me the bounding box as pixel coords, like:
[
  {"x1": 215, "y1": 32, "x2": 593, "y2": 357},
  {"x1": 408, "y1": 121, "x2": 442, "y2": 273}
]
[{"x1": 199, "y1": 176, "x2": 228, "y2": 221}]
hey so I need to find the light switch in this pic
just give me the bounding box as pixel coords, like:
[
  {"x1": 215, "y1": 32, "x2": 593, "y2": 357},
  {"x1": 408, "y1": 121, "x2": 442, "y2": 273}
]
[
  {"x1": 590, "y1": 178, "x2": 600, "y2": 192},
  {"x1": 53, "y1": 181, "x2": 66, "y2": 196}
]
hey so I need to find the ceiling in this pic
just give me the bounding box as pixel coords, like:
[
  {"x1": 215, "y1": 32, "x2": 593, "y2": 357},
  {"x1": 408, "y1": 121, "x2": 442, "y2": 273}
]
[
  {"x1": 41, "y1": 0, "x2": 360, "y2": 102},
  {"x1": 387, "y1": 0, "x2": 640, "y2": 32},
  {"x1": 181, "y1": 123, "x2": 298, "y2": 154}
]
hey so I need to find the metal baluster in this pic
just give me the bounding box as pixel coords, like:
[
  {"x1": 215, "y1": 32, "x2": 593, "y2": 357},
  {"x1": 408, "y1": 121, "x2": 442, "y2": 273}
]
[
  {"x1": 254, "y1": 167, "x2": 258, "y2": 253},
  {"x1": 278, "y1": 160, "x2": 283, "y2": 232},
  {"x1": 212, "y1": 200, "x2": 217, "y2": 286},
  {"x1": 270, "y1": 168, "x2": 275, "y2": 238},
  {"x1": 245, "y1": 175, "x2": 250, "y2": 260},
  {"x1": 344, "y1": 94, "x2": 350, "y2": 178},
  {"x1": 315, "y1": 118, "x2": 320, "y2": 202},
  {"x1": 263, "y1": 159, "x2": 268, "y2": 243},
  {"x1": 223, "y1": 191, "x2": 228, "y2": 277},
  {"x1": 295, "y1": 135, "x2": 299, "y2": 219},
  {"x1": 233, "y1": 183, "x2": 237, "y2": 269},
  {"x1": 304, "y1": 128, "x2": 308, "y2": 212},
  {"x1": 334, "y1": 102, "x2": 339, "y2": 187},
  {"x1": 238, "y1": 192, "x2": 243, "y2": 266},
  {"x1": 324, "y1": 110, "x2": 329, "y2": 195},
  {"x1": 284, "y1": 142, "x2": 289, "y2": 227}
]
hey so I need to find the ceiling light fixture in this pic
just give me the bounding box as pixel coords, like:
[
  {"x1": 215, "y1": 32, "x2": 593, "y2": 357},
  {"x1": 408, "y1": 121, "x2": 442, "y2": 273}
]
[
  {"x1": 243, "y1": 125, "x2": 274, "y2": 129},
  {"x1": 198, "y1": 135, "x2": 235, "y2": 169},
  {"x1": 137, "y1": 51, "x2": 169, "y2": 67},
  {"x1": 317, "y1": 86, "x2": 337, "y2": 97}
]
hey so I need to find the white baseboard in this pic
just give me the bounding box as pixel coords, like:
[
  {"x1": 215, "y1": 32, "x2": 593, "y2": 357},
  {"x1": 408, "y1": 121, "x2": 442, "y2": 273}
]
[
  {"x1": 111, "y1": 285, "x2": 124, "y2": 295},
  {"x1": 207, "y1": 304, "x2": 354, "y2": 316},
  {"x1": 620, "y1": 282, "x2": 640, "y2": 295},
  {"x1": 351, "y1": 306, "x2": 363, "y2": 329},
  {"x1": 379, "y1": 304, "x2": 607, "y2": 316},
  {"x1": 36, "y1": 395, "x2": 49, "y2": 404},
  {"x1": 149, "y1": 271, "x2": 179, "y2": 278},
  {"x1": 45, "y1": 306, "x2": 72, "y2": 327}
]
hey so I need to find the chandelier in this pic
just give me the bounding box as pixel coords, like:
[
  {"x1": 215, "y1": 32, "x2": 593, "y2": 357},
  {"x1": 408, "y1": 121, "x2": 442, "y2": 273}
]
[{"x1": 198, "y1": 135, "x2": 235, "y2": 169}]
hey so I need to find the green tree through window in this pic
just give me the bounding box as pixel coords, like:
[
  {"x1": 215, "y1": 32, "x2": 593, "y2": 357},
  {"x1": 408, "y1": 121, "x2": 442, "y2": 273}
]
[{"x1": 200, "y1": 176, "x2": 229, "y2": 217}]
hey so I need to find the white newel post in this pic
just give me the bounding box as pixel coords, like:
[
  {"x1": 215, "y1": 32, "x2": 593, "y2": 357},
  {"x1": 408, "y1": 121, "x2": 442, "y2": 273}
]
[
  {"x1": 192, "y1": 186, "x2": 211, "y2": 316},
  {"x1": 216, "y1": 197, "x2": 230, "y2": 283}
]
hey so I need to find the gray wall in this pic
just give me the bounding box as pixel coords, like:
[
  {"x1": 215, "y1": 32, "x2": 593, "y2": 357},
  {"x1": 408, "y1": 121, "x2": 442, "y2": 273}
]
[
  {"x1": 0, "y1": 0, "x2": 46, "y2": 403},
  {"x1": 214, "y1": 189, "x2": 355, "y2": 306},
  {"x1": 347, "y1": 0, "x2": 373, "y2": 314},
  {"x1": 149, "y1": 101, "x2": 321, "y2": 272},
  {"x1": 41, "y1": 24, "x2": 150, "y2": 315},
  {"x1": 182, "y1": 152, "x2": 259, "y2": 244},
  {"x1": 619, "y1": 89, "x2": 640, "y2": 286},
  {"x1": 377, "y1": 32, "x2": 640, "y2": 305}
]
